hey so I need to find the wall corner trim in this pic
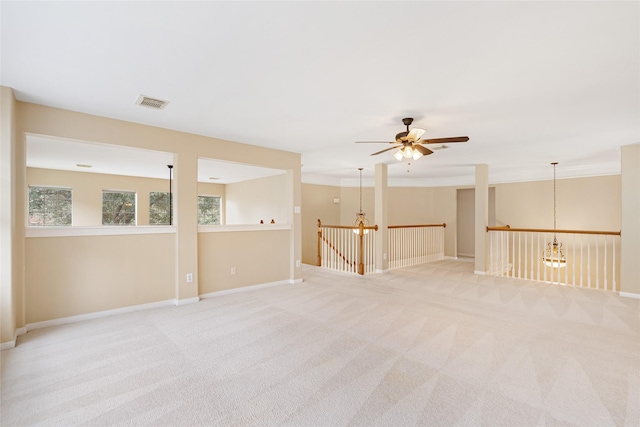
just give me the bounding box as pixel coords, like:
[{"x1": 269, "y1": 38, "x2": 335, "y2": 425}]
[
  {"x1": 1, "y1": 327, "x2": 33, "y2": 350},
  {"x1": 619, "y1": 292, "x2": 640, "y2": 300},
  {"x1": 1, "y1": 340, "x2": 16, "y2": 351}
]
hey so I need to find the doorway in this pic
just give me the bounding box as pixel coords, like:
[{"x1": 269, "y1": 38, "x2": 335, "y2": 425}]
[{"x1": 456, "y1": 188, "x2": 495, "y2": 259}]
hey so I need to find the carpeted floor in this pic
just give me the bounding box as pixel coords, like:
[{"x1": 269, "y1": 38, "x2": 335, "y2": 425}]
[{"x1": 1, "y1": 259, "x2": 639, "y2": 426}]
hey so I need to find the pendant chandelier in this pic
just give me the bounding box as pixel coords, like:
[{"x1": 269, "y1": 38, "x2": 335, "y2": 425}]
[
  {"x1": 353, "y1": 168, "x2": 369, "y2": 234},
  {"x1": 544, "y1": 162, "x2": 566, "y2": 268}
]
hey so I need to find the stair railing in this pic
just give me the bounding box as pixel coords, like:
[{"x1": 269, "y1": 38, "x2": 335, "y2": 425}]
[
  {"x1": 317, "y1": 219, "x2": 378, "y2": 275},
  {"x1": 487, "y1": 226, "x2": 621, "y2": 291}
]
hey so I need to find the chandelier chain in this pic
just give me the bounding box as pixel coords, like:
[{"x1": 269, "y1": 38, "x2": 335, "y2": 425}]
[{"x1": 358, "y1": 167, "x2": 363, "y2": 213}]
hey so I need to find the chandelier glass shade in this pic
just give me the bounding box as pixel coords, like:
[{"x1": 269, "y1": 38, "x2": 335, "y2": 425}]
[
  {"x1": 394, "y1": 145, "x2": 423, "y2": 161},
  {"x1": 544, "y1": 237, "x2": 566, "y2": 268},
  {"x1": 543, "y1": 162, "x2": 566, "y2": 268}
]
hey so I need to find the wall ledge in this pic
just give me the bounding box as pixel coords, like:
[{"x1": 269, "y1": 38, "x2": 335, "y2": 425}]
[
  {"x1": 198, "y1": 224, "x2": 291, "y2": 233},
  {"x1": 26, "y1": 225, "x2": 176, "y2": 238}
]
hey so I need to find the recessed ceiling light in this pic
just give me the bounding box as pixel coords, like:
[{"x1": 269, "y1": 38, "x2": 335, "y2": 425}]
[{"x1": 76, "y1": 164, "x2": 92, "y2": 168}]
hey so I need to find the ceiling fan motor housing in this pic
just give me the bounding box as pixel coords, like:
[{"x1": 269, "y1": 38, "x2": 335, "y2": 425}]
[{"x1": 395, "y1": 131, "x2": 409, "y2": 142}]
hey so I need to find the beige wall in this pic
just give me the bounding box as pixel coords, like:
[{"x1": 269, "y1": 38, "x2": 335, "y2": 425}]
[
  {"x1": 339, "y1": 186, "x2": 376, "y2": 225},
  {"x1": 25, "y1": 233, "x2": 175, "y2": 323},
  {"x1": 225, "y1": 174, "x2": 288, "y2": 225},
  {"x1": 494, "y1": 175, "x2": 621, "y2": 231},
  {"x1": 198, "y1": 229, "x2": 290, "y2": 293},
  {"x1": 4, "y1": 99, "x2": 301, "y2": 344},
  {"x1": 301, "y1": 184, "x2": 341, "y2": 265}
]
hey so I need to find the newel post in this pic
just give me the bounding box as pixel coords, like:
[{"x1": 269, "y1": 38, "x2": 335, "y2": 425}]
[
  {"x1": 317, "y1": 219, "x2": 322, "y2": 267},
  {"x1": 358, "y1": 221, "x2": 365, "y2": 275}
]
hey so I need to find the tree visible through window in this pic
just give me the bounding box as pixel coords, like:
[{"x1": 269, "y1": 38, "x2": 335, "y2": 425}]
[
  {"x1": 198, "y1": 195, "x2": 221, "y2": 225},
  {"x1": 149, "y1": 192, "x2": 170, "y2": 225},
  {"x1": 102, "y1": 191, "x2": 136, "y2": 225},
  {"x1": 28, "y1": 186, "x2": 72, "y2": 226}
]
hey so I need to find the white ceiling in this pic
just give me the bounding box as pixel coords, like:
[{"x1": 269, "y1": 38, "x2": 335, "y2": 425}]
[{"x1": 2, "y1": 1, "x2": 639, "y2": 187}]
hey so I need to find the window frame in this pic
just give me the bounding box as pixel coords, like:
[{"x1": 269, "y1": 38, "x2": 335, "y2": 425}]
[
  {"x1": 149, "y1": 191, "x2": 171, "y2": 225},
  {"x1": 27, "y1": 185, "x2": 73, "y2": 227},
  {"x1": 198, "y1": 194, "x2": 222, "y2": 225},
  {"x1": 102, "y1": 189, "x2": 137, "y2": 226}
]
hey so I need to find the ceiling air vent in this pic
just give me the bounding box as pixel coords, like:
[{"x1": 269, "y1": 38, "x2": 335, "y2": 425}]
[{"x1": 136, "y1": 95, "x2": 169, "y2": 110}]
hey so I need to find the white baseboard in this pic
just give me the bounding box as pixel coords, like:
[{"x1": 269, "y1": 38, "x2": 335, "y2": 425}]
[
  {"x1": 289, "y1": 278, "x2": 303, "y2": 284},
  {"x1": 619, "y1": 291, "x2": 640, "y2": 300},
  {"x1": 25, "y1": 299, "x2": 178, "y2": 332},
  {"x1": 474, "y1": 270, "x2": 487, "y2": 275},
  {"x1": 1, "y1": 340, "x2": 16, "y2": 351},
  {"x1": 444, "y1": 256, "x2": 458, "y2": 260},
  {"x1": 375, "y1": 269, "x2": 390, "y2": 274},
  {"x1": 175, "y1": 297, "x2": 200, "y2": 306},
  {"x1": 200, "y1": 279, "x2": 290, "y2": 299}
]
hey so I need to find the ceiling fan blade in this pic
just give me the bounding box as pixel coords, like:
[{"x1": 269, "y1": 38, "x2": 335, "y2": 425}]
[
  {"x1": 420, "y1": 136, "x2": 469, "y2": 144},
  {"x1": 407, "y1": 127, "x2": 427, "y2": 141},
  {"x1": 370, "y1": 145, "x2": 401, "y2": 156},
  {"x1": 414, "y1": 144, "x2": 434, "y2": 156},
  {"x1": 355, "y1": 141, "x2": 397, "y2": 144}
]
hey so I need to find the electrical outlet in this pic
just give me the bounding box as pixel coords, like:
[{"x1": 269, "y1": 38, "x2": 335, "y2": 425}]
[
  {"x1": 186, "y1": 273, "x2": 193, "y2": 283},
  {"x1": 296, "y1": 259, "x2": 301, "y2": 267},
  {"x1": 231, "y1": 267, "x2": 236, "y2": 276}
]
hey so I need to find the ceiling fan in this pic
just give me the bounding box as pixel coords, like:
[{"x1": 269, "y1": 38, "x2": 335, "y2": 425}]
[{"x1": 356, "y1": 118, "x2": 469, "y2": 161}]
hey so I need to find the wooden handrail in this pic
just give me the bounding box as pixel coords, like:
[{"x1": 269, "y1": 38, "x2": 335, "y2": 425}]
[
  {"x1": 318, "y1": 224, "x2": 379, "y2": 231},
  {"x1": 389, "y1": 223, "x2": 446, "y2": 229},
  {"x1": 486, "y1": 226, "x2": 620, "y2": 236}
]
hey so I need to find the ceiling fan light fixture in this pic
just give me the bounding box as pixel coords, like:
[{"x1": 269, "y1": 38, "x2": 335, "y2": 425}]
[
  {"x1": 403, "y1": 146, "x2": 414, "y2": 159},
  {"x1": 393, "y1": 150, "x2": 404, "y2": 161},
  {"x1": 412, "y1": 150, "x2": 423, "y2": 161}
]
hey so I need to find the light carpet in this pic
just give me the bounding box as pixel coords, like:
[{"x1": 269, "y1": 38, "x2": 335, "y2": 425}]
[{"x1": 1, "y1": 259, "x2": 639, "y2": 426}]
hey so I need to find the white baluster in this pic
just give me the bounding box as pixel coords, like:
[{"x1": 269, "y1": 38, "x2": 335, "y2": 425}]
[{"x1": 612, "y1": 235, "x2": 617, "y2": 292}]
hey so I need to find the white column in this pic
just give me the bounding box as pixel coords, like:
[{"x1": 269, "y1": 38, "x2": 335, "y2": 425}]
[
  {"x1": 1, "y1": 86, "x2": 18, "y2": 347},
  {"x1": 375, "y1": 163, "x2": 389, "y2": 273},
  {"x1": 620, "y1": 144, "x2": 640, "y2": 298},
  {"x1": 474, "y1": 164, "x2": 489, "y2": 275}
]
